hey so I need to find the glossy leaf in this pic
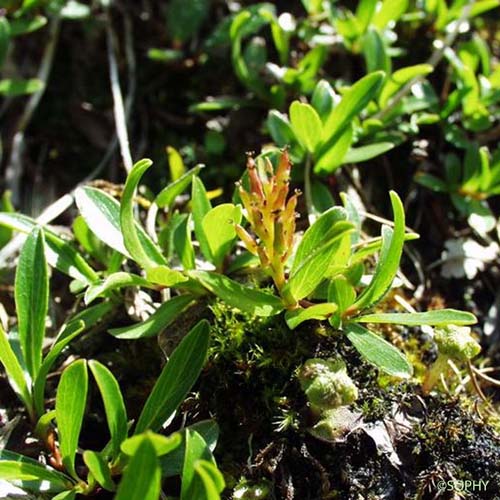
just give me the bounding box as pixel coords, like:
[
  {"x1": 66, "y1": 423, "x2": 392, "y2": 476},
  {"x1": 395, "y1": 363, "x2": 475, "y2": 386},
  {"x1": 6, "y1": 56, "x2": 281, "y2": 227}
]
[
  {"x1": 372, "y1": 0, "x2": 408, "y2": 29},
  {"x1": 289, "y1": 101, "x2": 323, "y2": 153},
  {"x1": 146, "y1": 265, "x2": 188, "y2": 287},
  {"x1": 120, "y1": 159, "x2": 167, "y2": 269},
  {"x1": 192, "y1": 176, "x2": 213, "y2": 261},
  {"x1": 135, "y1": 320, "x2": 210, "y2": 433},
  {"x1": 352, "y1": 191, "x2": 405, "y2": 311},
  {"x1": 181, "y1": 430, "x2": 217, "y2": 500},
  {"x1": 55, "y1": 360, "x2": 88, "y2": 479},
  {"x1": 202, "y1": 203, "x2": 241, "y2": 268},
  {"x1": 75, "y1": 187, "x2": 165, "y2": 268},
  {"x1": 0, "y1": 459, "x2": 71, "y2": 492},
  {"x1": 287, "y1": 221, "x2": 353, "y2": 300},
  {"x1": 355, "y1": 309, "x2": 477, "y2": 326},
  {"x1": 285, "y1": 303, "x2": 337, "y2": 330},
  {"x1": 15, "y1": 227, "x2": 48, "y2": 379},
  {"x1": 85, "y1": 272, "x2": 155, "y2": 304},
  {"x1": 343, "y1": 142, "x2": 395, "y2": 163},
  {"x1": 174, "y1": 214, "x2": 196, "y2": 270},
  {"x1": 191, "y1": 460, "x2": 225, "y2": 499},
  {"x1": 83, "y1": 450, "x2": 115, "y2": 491},
  {"x1": 121, "y1": 431, "x2": 182, "y2": 457},
  {"x1": 0, "y1": 212, "x2": 98, "y2": 284},
  {"x1": 315, "y1": 124, "x2": 353, "y2": 173},
  {"x1": 267, "y1": 110, "x2": 297, "y2": 146},
  {"x1": 161, "y1": 420, "x2": 220, "y2": 478},
  {"x1": 156, "y1": 165, "x2": 203, "y2": 208},
  {"x1": 189, "y1": 270, "x2": 284, "y2": 316},
  {"x1": 321, "y1": 72, "x2": 385, "y2": 148},
  {"x1": 379, "y1": 64, "x2": 433, "y2": 107},
  {"x1": 311, "y1": 79, "x2": 337, "y2": 122},
  {"x1": 0, "y1": 325, "x2": 32, "y2": 416},
  {"x1": 33, "y1": 320, "x2": 85, "y2": 418},
  {"x1": 114, "y1": 436, "x2": 161, "y2": 500},
  {"x1": 89, "y1": 361, "x2": 128, "y2": 458},
  {"x1": 345, "y1": 323, "x2": 413, "y2": 378}
]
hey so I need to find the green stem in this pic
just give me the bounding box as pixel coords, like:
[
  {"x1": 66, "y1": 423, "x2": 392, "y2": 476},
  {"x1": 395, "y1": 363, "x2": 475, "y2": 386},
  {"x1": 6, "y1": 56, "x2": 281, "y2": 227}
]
[{"x1": 422, "y1": 354, "x2": 449, "y2": 395}]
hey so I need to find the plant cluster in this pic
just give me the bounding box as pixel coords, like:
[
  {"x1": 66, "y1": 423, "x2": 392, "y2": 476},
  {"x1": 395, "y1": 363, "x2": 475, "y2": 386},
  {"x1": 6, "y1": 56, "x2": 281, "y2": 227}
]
[{"x1": 0, "y1": 0, "x2": 499, "y2": 498}]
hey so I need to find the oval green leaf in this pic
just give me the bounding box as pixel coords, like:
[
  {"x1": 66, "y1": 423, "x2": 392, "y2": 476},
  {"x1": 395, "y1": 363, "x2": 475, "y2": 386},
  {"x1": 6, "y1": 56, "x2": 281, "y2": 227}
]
[{"x1": 345, "y1": 322, "x2": 413, "y2": 378}]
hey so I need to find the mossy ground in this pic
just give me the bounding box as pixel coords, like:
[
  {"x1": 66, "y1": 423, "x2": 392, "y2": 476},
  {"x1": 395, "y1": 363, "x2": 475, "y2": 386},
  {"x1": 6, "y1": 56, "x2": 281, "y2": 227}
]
[{"x1": 177, "y1": 299, "x2": 500, "y2": 500}]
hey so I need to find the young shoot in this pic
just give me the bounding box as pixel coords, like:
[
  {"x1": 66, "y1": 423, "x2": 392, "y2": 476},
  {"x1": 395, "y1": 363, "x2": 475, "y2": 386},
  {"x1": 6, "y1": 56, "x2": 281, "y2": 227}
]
[
  {"x1": 235, "y1": 150, "x2": 300, "y2": 305},
  {"x1": 422, "y1": 325, "x2": 481, "y2": 394}
]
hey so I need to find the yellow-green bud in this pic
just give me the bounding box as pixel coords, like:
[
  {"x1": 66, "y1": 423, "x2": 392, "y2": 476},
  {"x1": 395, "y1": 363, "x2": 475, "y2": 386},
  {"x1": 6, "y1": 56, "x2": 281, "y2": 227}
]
[
  {"x1": 298, "y1": 358, "x2": 358, "y2": 410},
  {"x1": 434, "y1": 325, "x2": 481, "y2": 362}
]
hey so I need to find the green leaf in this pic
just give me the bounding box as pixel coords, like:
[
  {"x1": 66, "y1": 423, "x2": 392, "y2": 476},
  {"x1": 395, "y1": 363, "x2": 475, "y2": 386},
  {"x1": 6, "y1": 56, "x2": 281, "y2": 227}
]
[
  {"x1": 166, "y1": 0, "x2": 209, "y2": 44},
  {"x1": 109, "y1": 294, "x2": 194, "y2": 340},
  {"x1": 181, "y1": 430, "x2": 216, "y2": 500},
  {"x1": 167, "y1": 145, "x2": 186, "y2": 181},
  {"x1": 146, "y1": 265, "x2": 188, "y2": 287},
  {"x1": 85, "y1": 272, "x2": 155, "y2": 304},
  {"x1": 414, "y1": 172, "x2": 449, "y2": 192},
  {"x1": 160, "y1": 421, "x2": 220, "y2": 478},
  {"x1": 355, "y1": 309, "x2": 477, "y2": 326},
  {"x1": 328, "y1": 276, "x2": 356, "y2": 327},
  {"x1": 33, "y1": 320, "x2": 85, "y2": 418},
  {"x1": 15, "y1": 227, "x2": 48, "y2": 379},
  {"x1": 345, "y1": 323, "x2": 413, "y2": 378},
  {"x1": 191, "y1": 460, "x2": 225, "y2": 499},
  {"x1": 0, "y1": 79, "x2": 44, "y2": 96},
  {"x1": 202, "y1": 204, "x2": 241, "y2": 268},
  {"x1": 0, "y1": 324, "x2": 32, "y2": 416},
  {"x1": 352, "y1": 191, "x2": 405, "y2": 311},
  {"x1": 379, "y1": 64, "x2": 433, "y2": 107},
  {"x1": 174, "y1": 214, "x2": 196, "y2": 270},
  {"x1": 135, "y1": 320, "x2": 210, "y2": 434},
  {"x1": 311, "y1": 80, "x2": 337, "y2": 122},
  {"x1": 89, "y1": 360, "x2": 128, "y2": 458},
  {"x1": 0, "y1": 17, "x2": 9, "y2": 68},
  {"x1": 121, "y1": 431, "x2": 182, "y2": 456},
  {"x1": 52, "y1": 490, "x2": 77, "y2": 500},
  {"x1": 285, "y1": 303, "x2": 337, "y2": 330},
  {"x1": 289, "y1": 101, "x2": 323, "y2": 153},
  {"x1": 75, "y1": 186, "x2": 165, "y2": 267},
  {"x1": 363, "y1": 28, "x2": 391, "y2": 74},
  {"x1": 0, "y1": 212, "x2": 98, "y2": 284},
  {"x1": 192, "y1": 176, "x2": 213, "y2": 261},
  {"x1": 9, "y1": 15, "x2": 47, "y2": 36},
  {"x1": 287, "y1": 221, "x2": 354, "y2": 300},
  {"x1": 343, "y1": 142, "x2": 395, "y2": 163},
  {"x1": 189, "y1": 270, "x2": 284, "y2": 316},
  {"x1": 355, "y1": 0, "x2": 377, "y2": 32},
  {"x1": 120, "y1": 159, "x2": 167, "y2": 269},
  {"x1": 0, "y1": 459, "x2": 71, "y2": 492},
  {"x1": 321, "y1": 71, "x2": 385, "y2": 148},
  {"x1": 287, "y1": 208, "x2": 354, "y2": 300},
  {"x1": 56, "y1": 360, "x2": 88, "y2": 479},
  {"x1": 315, "y1": 125, "x2": 353, "y2": 173},
  {"x1": 350, "y1": 232, "x2": 418, "y2": 265},
  {"x1": 155, "y1": 164, "x2": 203, "y2": 208},
  {"x1": 114, "y1": 436, "x2": 161, "y2": 500},
  {"x1": 83, "y1": 450, "x2": 115, "y2": 491},
  {"x1": 372, "y1": 0, "x2": 408, "y2": 29},
  {"x1": 267, "y1": 110, "x2": 297, "y2": 146}
]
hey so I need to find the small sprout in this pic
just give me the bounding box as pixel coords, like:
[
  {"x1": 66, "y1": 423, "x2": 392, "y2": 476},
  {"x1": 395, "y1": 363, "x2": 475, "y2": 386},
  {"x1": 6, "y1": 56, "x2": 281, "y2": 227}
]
[
  {"x1": 422, "y1": 325, "x2": 481, "y2": 394},
  {"x1": 298, "y1": 358, "x2": 358, "y2": 411}
]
